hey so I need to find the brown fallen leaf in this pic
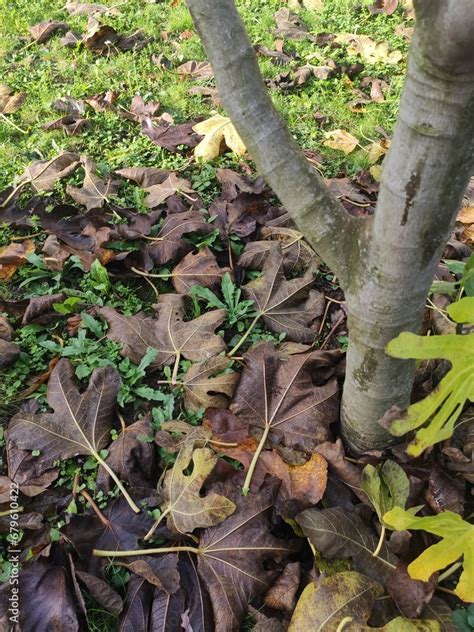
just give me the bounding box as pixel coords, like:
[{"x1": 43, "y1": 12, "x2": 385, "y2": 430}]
[
  {"x1": 181, "y1": 355, "x2": 238, "y2": 412},
  {"x1": 66, "y1": 157, "x2": 120, "y2": 210},
  {"x1": 170, "y1": 248, "x2": 230, "y2": 294},
  {"x1": 29, "y1": 20, "x2": 69, "y2": 43},
  {"x1": 241, "y1": 244, "x2": 324, "y2": 342},
  {"x1": 157, "y1": 442, "x2": 236, "y2": 534},
  {"x1": 197, "y1": 481, "x2": 298, "y2": 631},
  {"x1": 18, "y1": 152, "x2": 81, "y2": 192},
  {"x1": 0, "y1": 339, "x2": 20, "y2": 368},
  {"x1": 42, "y1": 115, "x2": 91, "y2": 135},
  {"x1": 264, "y1": 562, "x2": 301, "y2": 611},
  {"x1": 0, "y1": 239, "x2": 35, "y2": 280},
  {"x1": 368, "y1": 0, "x2": 399, "y2": 14},
  {"x1": 65, "y1": 2, "x2": 121, "y2": 17},
  {"x1": 123, "y1": 94, "x2": 160, "y2": 122},
  {"x1": 386, "y1": 561, "x2": 437, "y2": 618},
  {"x1": 84, "y1": 90, "x2": 118, "y2": 112},
  {"x1": 143, "y1": 172, "x2": 197, "y2": 208},
  {"x1": 255, "y1": 42, "x2": 295, "y2": 65},
  {"x1": 177, "y1": 60, "x2": 214, "y2": 79},
  {"x1": 230, "y1": 342, "x2": 340, "y2": 455},
  {"x1": 274, "y1": 8, "x2": 313, "y2": 41},
  {"x1": 141, "y1": 117, "x2": 201, "y2": 152},
  {"x1": 323, "y1": 129, "x2": 359, "y2": 154},
  {"x1": 52, "y1": 96, "x2": 85, "y2": 115},
  {"x1": 116, "y1": 166, "x2": 169, "y2": 188},
  {"x1": 0, "y1": 84, "x2": 26, "y2": 115},
  {"x1": 238, "y1": 227, "x2": 316, "y2": 274},
  {"x1": 101, "y1": 294, "x2": 226, "y2": 372}
]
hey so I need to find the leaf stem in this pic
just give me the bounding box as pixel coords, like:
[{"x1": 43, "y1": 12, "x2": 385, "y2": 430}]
[
  {"x1": 171, "y1": 351, "x2": 181, "y2": 385},
  {"x1": 227, "y1": 313, "x2": 261, "y2": 358},
  {"x1": 0, "y1": 112, "x2": 28, "y2": 134},
  {"x1": 93, "y1": 545, "x2": 200, "y2": 557},
  {"x1": 437, "y1": 561, "x2": 462, "y2": 583},
  {"x1": 241, "y1": 422, "x2": 271, "y2": 495},
  {"x1": 79, "y1": 489, "x2": 110, "y2": 527},
  {"x1": 144, "y1": 506, "x2": 170, "y2": 541},
  {"x1": 0, "y1": 507, "x2": 24, "y2": 517},
  {"x1": 372, "y1": 524, "x2": 386, "y2": 558},
  {"x1": 95, "y1": 454, "x2": 140, "y2": 513}
]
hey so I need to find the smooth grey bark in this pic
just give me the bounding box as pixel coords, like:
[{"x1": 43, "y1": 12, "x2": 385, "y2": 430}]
[{"x1": 186, "y1": 0, "x2": 474, "y2": 452}]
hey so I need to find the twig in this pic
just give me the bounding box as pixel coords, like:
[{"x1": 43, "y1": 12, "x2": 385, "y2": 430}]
[{"x1": 79, "y1": 489, "x2": 110, "y2": 527}]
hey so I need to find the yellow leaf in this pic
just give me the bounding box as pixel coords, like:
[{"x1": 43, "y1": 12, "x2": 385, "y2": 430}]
[
  {"x1": 369, "y1": 164, "x2": 382, "y2": 181},
  {"x1": 193, "y1": 115, "x2": 246, "y2": 161},
  {"x1": 365, "y1": 139, "x2": 390, "y2": 164},
  {"x1": 323, "y1": 129, "x2": 359, "y2": 154},
  {"x1": 336, "y1": 33, "x2": 403, "y2": 65},
  {"x1": 457, "y1": 205, "x2": 474, "y2": 224},
  {"x1": 383, "y1": 507, "x2": 474, "y2": 602}
]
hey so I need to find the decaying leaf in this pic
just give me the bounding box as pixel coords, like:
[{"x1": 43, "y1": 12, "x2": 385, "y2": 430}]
[
  {"x1": 141, "y1": 117, "x2": 201, "y2": 151},
  {"x1": 0, "y1": 239, "x2": 35, "y2": 280},
  {"x1": 193, "y1": 115, "x2": 246, "y2": 161},
  {"x1": 66, "y1": 157, "x2": 120, "y2": 210},
  {"x1": 241, "y1": 244, "x2": 324, "y2": 341},
  {"x1": 335, "y1": 33, "x2": 403, "y2": 64},
  {"x1": 177, "y1": 60, "x2": 214, "y2": 79},
  {"x1": 383, "y1": 507, "x2": 474, "y2": 602},
  {"x1": 143, "y1": 172, "x2": 197, "y2": 208},
  {"x1": 0, "y1": 84, "x2": 26, "y2": 114},
  {"x1": 158, "y1": 442, "x2": 236, "y2": 534},
  {"x1": 296, "y1": 507, "x2": 397, "y2": 583},
  {"x1": 101, "y1": 294, "x2": 226, "y2": 371},
  {"x1": 8, "y1": 359, "x2": 139, "y2": 512},
  {"x1": 229, "y1": 342, "x2": 340, "y2": 454},
  {"x1": 274, "y1": 8, "x2": 313, "y2": 40},
  {"x1": 42, "y1": 115, "x2": 91, "y2": 135},
  {"x1": 369, "y1": 0, "x2": 399, "y2": 15},
  {"x1": 238, "y1": 227, "x2": 316, "y2": 274},
  {"x1": 181, "y1": 355, "x2": 238, "y2": 412},
  {"x1": 29, "y1": 20, "x2": 69, "y2": 43},
  {"x1": 18, "y1": 152, "x2": 81, "y2": 192},
  {"x1": 324, "y1": 129, "x2": 359, "y2": 154},
  {"x1": 197, "y1": 481, "x2": 298, "y2": 631},
  {"x1": 170, "y1": 248, "x2": 230, "y2": 294},
  {"x1": 65, "y1": 2, "x2": 121, "y2": 17},
  {"x1": 385, "y1": 301, "x2": 474, "y2": 455}
]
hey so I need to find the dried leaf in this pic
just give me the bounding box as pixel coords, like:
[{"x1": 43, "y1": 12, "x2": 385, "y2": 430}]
[
  {"x1": 193, "y1": 115, "x2": 246, "y2": 161},
  {"x1": 324, "y1": 129, "x2": 359, "y2": 154},
  {"x1": 182, "y1": 356, "x2": 238, "y2": 412},
  {"x1": 296, "y1": 507, "x2": 397, "y2": 582},
  {"x1": 0, "y1": 239, "x2": 35, "y2": 280},
  {"x1": 369, "y1": 0, "x2": 399, "y2": 15},
  {"x1": 0, "y1": 339, "x2": 20, "y2": 368},
  {"x1": 144, "y1": 172, "x2": 197, "y2": 207},
  {"x1": 264, "y1": 562, "x2": 301, "y2": 611},
  {"x1": 335, "y1": 33, "x2": 403, "y2": 65},
  {"x1": 177, "y1": 60, "x2": 214, "y2": 79},
  {"x1": 0, "y1": 85, "x2": 26, "y2": 114},
  {"x1": 18, "y1": 152, "x2": 81, "y2": 192},
  {"x1": 274, "y1": 8, "x2": 313, "y2": 40},
  {"x1": 101, "y1": 294, "x2": 226, "y2": 369},
  {"x1": 241, "y1": 244, "x2": 324, "y2": 342},
  {"x1": 159, "y1": 442, "x2": 235, "y2": 534},
  {"x1": 66, "y1": 157, "x2": 120, "y2": 210},
  {"x1": 238, "y1": 227, "x2": 316, "y2": 274},
  {"x1": 197, "y1": 481, "x2": 297, "y2": 631},
  {"x1": 230, "y1": 342, "x2": 340, "y2": 452},
  {"x1": 171, "y1": 248, "x2": 230, "y2": 294},
  {"x1": 65, "y1": 2, "x2": 121, "y2": 17},
  {"x1": 141, "y1": 117, "x2": 201, "y2": 151},
  {"x1": 29, "y1": 20, "x2": 69, "y2": 43},
  {"x1": 42, "y1": 115, "x2": 91, "y2": 135}
]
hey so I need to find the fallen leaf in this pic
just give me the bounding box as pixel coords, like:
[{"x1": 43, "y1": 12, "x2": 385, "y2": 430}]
[
  {"x1": 289, "y1": 571, "x2": 382, "y2": 631},
  {"x1": 65, "y1": 2, "x2": 121, "y2": 16},
  {"x1": 264, "y1": 562, "x2": 301, "y2": 611},
  {"x1": 122, "y1": 94, "x2": 160, "y2": 122},
  {"x1": 101, "y1": 294, "x2": 226, "y2": 370},
  {"x1": 159, "y1": 442, "x2": 236, "y2": 534},
  {"x1": 361, "y1": 459, "x2": 410, "y2": 524},
  {"x1": 383, "y1": 507, "x2": 474, "y2": 602},
  {"x1": 238, "y1": 227, "x2": 316, "y2": 274},
  {"x1": 369, "y1": 0, "x2": 399, "y2": 14},
  {"x1": 18, "y1": 152, "x2": 80, "y2": 192},
  {"x1": 141, "y1": 117, "x2": 201, "y2": 151},
  {"x1": 230, "y1": 342, "x2": 340, "y2": 453},
  {"x1": 0, "y1": 339, "x2": 20, "y2": 368},
  {"x1": 324, "y1": 129, "x2": 359, "y2": 154},
  {"x1": 66, "y1": 157, "x2": 120, "y2": 210},
  {"x1": 193, "y1": 115, "x2": 246, "y2": 160},
  {"x1": 144, "y1": 172, "x2": 197, "y2": 207},
  {"x1": 177, "y1": 60, "x2": 214, "y2": 79},
  {"x1": 52, "y1": 96, "x2": 85, "y2": 115},
  {"x1": 296, "y1": 507, "x2": 397, "y2": 582},
  {"x1": 75, "y1": 571, "x2": 123, "y2": 615},
  {"x1": 274, "y1": 8, "x2": 313, "y2": 40},
  {"x1": 314, "y1": 439, "x2": 368, "y2": 503},
  {"x1": 335, "y1": 33, "x2": 403, "y2": 65},
  {"x1": 181, "y1": 355, "x2": 238, "y2": 412},
  {"x1": 118, "y1": 576, "x2": 152, "y2": 630},
  {"x1": 29, "y1": 20, "x2": 69, "y2": 43},
  {"x1": 386, "y1": 561, "x2": 437, "y2": 618},
  {"x1": 0, "y1": 84, "x2": 26, "y2": 115},
  {"x1": 255, "y1": 43, "x2": 295, "y2": 65},
  {"x1": 170, "y1": 248, "x2": 230, "y2": 294},
  {"x1": 116, "y1": 166, "x2": 169, "y2": 188},
  {"x1": 197, "y1": 481, "x2": 297, "y2": 631},
  {"x1": 241, "y1": 244, "x2": 324, "y2": 341},
  {"x1": 84, "y1": 90, "x2": 117, "y2": 112},
  {"x1": 0, "y1": 239, "x2": 35, "y2": 280},
  {"x1": 42, "y1": 115, "x2": 91, "y2": 135}
]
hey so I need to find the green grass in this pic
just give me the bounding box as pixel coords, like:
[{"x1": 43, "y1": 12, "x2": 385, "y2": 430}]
[{"x1": 0, "y1": 0, "x2": 411, "y2": 189}]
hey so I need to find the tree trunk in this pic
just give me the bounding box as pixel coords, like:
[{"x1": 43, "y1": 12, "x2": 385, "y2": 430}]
[{"x1": 186, "y1": 0, "x2": 474, "y2": 452}]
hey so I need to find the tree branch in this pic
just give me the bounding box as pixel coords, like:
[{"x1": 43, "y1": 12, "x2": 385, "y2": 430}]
[{"x1": 186, "y1": 0, "x2": 364, "y2": 288}]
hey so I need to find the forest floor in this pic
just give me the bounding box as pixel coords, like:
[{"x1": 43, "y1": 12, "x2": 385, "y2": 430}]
[{"x1": 0, "y1": 0, "x2": 473, "y2": 630}]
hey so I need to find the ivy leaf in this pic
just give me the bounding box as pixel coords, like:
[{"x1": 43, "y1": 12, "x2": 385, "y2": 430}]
[
  {"x1": 197, "y1": 481, "x2": 298, "y2": 631},
  {"x1": 361, "y1": 459, "x2": 410, "y2": 523},
  {"x1": 383, "y1": 507, "x2": 474, "y2": 602},
  {"x1": 242, "y1": 244, "x2": 324, "y2": 342},
  {"x1": 181, "y1": 356, "x2": 238, "y2": 412},
  {"x1": 296, "y1": 507, "x2": 397, "y2": 583},
  {"x1": 288, "y1": 571, "x2": 440, "y2": 631},
  {"x1": 385, "y1": 301, "x2": 474, "y2": 455},
  {"x1": 8, "y1": 359, "x2": 139, "y2": 512},
  {"x1": 193, "y1": 115, "x2": 246, "y2": 161},
  {"x1": 159, "y1": 443, "x2": 236, "y2": 534}
]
